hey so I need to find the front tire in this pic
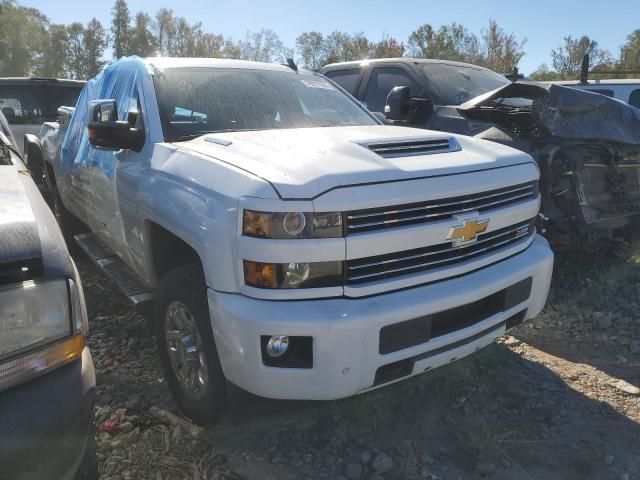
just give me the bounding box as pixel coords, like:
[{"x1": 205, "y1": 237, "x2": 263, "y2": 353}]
[{"x1": 154, "y1": 264, "x2": 227, "y2": 425}]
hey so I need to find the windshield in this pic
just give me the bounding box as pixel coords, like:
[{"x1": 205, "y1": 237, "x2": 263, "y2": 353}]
[
  {"x1": 421, "y1": 63, "x2": 510, "y2": 106},
  {"x1": 153, "y1": 67, "x2": 377, "y2": 141},
  {"x1": 0, "y1": 84, "x2": 83, "y2": 124}
]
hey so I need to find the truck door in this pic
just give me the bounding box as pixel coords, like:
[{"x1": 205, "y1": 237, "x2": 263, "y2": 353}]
[{"x1": 90, "y1": 87, "x2": 150, "y2": 270}]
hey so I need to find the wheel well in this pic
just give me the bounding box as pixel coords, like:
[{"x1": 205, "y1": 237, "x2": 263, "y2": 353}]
[{"x1": 147, "y1": 222, "x2": 201, "y2": 280}]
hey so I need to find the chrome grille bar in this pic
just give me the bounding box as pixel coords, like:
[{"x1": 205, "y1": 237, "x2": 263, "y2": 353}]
[
  {"x1": 345, "y1": 220, "x2": 535, "y2": 285},
  {"x1": 346, "y1": 181, "x2": 537, "y2": 234}
]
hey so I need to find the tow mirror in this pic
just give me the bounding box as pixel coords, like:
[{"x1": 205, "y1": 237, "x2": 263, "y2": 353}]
[
  {"x1": 87, "y1": 99, "x2": 144, "y2": 152},
  {"x1": 385, "y1": 86, "x2": 412, "y2": 121},
  {"x1": 23, "y1": 134, "x2": 45, "y2": 185},
  {"x1": 384, "y1": 86, "x2": 433, "y2": 124}
]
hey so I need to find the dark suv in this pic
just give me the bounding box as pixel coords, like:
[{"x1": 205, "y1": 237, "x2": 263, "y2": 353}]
[
  {"x1": 321, "y1": 58, "x2": 640, "y2": 253},
  {"x1": 0, "y1": 111, "x2": 96, "y2": 479}
]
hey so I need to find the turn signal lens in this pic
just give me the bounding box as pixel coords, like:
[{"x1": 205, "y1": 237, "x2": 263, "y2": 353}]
[
  {"x1": 243, "y1": 261, "x2": 278, "y2": 288},
  {"x1": 0, "y1": 335, "x2": 84, "y2": 392}
]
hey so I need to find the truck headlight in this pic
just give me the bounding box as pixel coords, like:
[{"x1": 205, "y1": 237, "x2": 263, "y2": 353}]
[
  {"x1": 243, "y1": 210, "x2": 343, "y2": 239},
  {"x1": 243, "y1": 260, "x2": 342, "y2": 289},
  {"x1": 0, "y1": 279, "x2": 84, "y2": 392}
]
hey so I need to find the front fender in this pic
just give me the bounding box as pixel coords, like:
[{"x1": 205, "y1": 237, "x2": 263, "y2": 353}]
[{"x1": 138, "y1": 170, "x2": 240, "y2": 293}]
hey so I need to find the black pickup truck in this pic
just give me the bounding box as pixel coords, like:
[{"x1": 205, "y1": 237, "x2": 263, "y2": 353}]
[{"x1": 0, "y1": 111, "x2": 96, "y2": 480}]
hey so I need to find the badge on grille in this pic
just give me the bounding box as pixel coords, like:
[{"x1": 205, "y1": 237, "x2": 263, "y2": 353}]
[{"x1": 447, "y1": 217, "x2": 489, "y2": 243}]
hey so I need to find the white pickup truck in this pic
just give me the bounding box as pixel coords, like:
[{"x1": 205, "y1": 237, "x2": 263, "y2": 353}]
[{"x1": 34, "y1": 57, "x2": 553, "y2": 425}]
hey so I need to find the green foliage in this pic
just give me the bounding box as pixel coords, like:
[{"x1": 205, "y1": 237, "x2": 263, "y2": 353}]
[
  {"x1": 83, "y1": 19, "x2": 108, "y2": 78},
  {"x1": 111, "y1": 0, "x2": 130, "y2": 59},
  {"x1": 129, "y1": 12, "x2": 156, "y2": 57},
  {"x1": 38, "y1": 24, "x2": 68, "y2": 78},
  {"x1": 2, "y1": 0, "x2": 640, "y2": 83},
  {"x1": 407, "y1": 23, "x2": 480, "y2": 63},
  {"x1": 619, "y1": 29, "x2": 640, "y2": 72},
  {"x1": 551, "y1": 35, "x2": 611, "y2": 79},
  {"x1": 0, "y1": 0, "x2": 48, "y2": 76},
  {"x1": 479, "y1": 20, "x2": 526, "y2": 74},
  {"x1": 66, "y1": 22, "x2": 84, "y2": 79}
]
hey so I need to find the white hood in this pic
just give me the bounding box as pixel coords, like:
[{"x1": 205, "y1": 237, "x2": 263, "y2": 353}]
[{"x1": 175, "y1": 125, "x2": 533, "y2": 199}]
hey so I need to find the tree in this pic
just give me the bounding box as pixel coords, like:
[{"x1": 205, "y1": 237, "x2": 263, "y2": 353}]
[
  {"x1": 195, "y1": 33, "x2": 225, "y2": 57},
  {"x1": 530, "y1": 63, "x2": 562, "y2": 81},
  {"x1": 66, "y1": 22, "x2": 84, "y2": 79},
  {"x1": 0, "y1": 0, "x2": 48, "y2": 76},
  {"x1": 407, "y1": 23, "x2": 480, "y2": 63},
  {"x1": 551, "y1": 35, "x2": 610, "y2": 79},
  {"x1": 619, "y1": 29, "x2": 640, "y2": 71},
  {"x1": 170, "y1": 17, "x2": 201, "y2": 56},
  {"x1": 322, "y1": 31, "x2": 371, "y2": 65},
  {"x1": 296, "y1": 31, "x2": 325, "y2": 69},
  {"x1": 239, "y1": 29, "x2": 287, "y2": 63},
  {"x1": 371, "y1": 36, "x2": 405, "y2": 58},
  {"x1": 221, "y1": 38, "x2": 241, "y2": 59},
  {"x1": 480, "y1": 20, "x2": 526, "y2": 73},
  {"x1": 129, "y1": 12, "x2": 157, "y2": 57},
  {"x1": 155, "y1": 8, "x2": 175, "y2": 56},
  {"x1": 83, "y1": 18, "x2": 108, "y2": 78},
  {"x1": 111, "y1": 0, "x2": 130, "y2": 58},
  {"x1": 38, "y1": 24, "x2": 68, "y2": 78}
]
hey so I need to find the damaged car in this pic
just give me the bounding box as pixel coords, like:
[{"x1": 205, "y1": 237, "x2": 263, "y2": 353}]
[{"x1": 321, "y1": 59, "x2": 640, "y2": 252}]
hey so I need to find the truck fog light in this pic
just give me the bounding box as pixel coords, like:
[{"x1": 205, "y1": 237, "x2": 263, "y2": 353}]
[
  {"x1": 283, "y1": 212, "x2": 306, "y2": 236},
  {"x1": 265, "y1": 335, "x2": 289, "y2": 357},
  {"x1": 285, "y1": 262, "x2": 310, "y2": 286}
]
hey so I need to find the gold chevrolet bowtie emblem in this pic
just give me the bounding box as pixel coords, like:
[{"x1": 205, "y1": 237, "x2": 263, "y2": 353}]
[{"x1": 447, "y1": 218, "x2": 489, "y2": 243}]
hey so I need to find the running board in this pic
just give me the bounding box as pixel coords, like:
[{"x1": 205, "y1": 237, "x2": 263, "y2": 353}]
[{"x1": 74, "y1": 233, "x2": 154, "y2": 305}]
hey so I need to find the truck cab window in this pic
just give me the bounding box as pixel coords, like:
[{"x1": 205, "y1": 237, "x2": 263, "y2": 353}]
[
  {"x1": 363, "y1": 67, "x2": 420, "y2": 113},
  {"x1": 324, "y1": 69, "x2": 361, "y2": 95}
]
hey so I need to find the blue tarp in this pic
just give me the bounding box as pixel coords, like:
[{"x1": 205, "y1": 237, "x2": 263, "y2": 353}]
[{"x1": 60, "y1": 56, "x2": 149, "y2": 177}]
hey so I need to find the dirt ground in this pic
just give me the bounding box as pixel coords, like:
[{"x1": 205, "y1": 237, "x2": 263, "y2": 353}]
[{"x1": 82, "y1": 250, "x2": 640, "y2": 480}]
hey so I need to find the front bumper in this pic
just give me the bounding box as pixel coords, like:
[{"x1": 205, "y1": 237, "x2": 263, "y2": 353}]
[
  {"x1": 0, "y1": 347, "x2": 96, "y2": 480},
  {"x1": 209, "y1": 235, "x2": 553, "y2": 400}
]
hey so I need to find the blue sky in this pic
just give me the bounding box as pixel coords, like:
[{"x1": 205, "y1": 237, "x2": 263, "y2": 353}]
[{"x1": 21, "y1": 0, "x2": 639, "y2": 74}]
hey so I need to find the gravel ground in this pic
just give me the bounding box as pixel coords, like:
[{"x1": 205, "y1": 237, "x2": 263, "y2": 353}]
[{"x1": 80, "y1": 250, "x2": 640, "y2": 480}]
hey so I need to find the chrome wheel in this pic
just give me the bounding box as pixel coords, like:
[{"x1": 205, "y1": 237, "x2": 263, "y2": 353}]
[{"x1": 165, "y1": 301, "x2": 209, "y2": 400}]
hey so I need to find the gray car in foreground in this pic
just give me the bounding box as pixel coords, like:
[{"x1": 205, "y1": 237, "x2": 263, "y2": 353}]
[{"x1": 0, "y1": 111, "x2": 96, "y2": 479}]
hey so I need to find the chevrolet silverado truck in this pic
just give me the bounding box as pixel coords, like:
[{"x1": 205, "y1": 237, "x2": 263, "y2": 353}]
[
  {"x1": 35, "y1": 57, "x2": 553, "y2": 425},
  {"x1": 0, "y1": 111, "x2": 96, "y2": 479},
  {"x1": 321, "y1": 58, "x2": 640, "y2": 253}
]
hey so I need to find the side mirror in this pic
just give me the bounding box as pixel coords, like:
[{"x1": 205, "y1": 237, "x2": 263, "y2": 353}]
[
  {"x1": 57, "y1": 106, "x2": 76, "y2": 127},
  {"x1": 384, "y1": 86, "x2": 433, "y2": 124},
  {"x1": 23, "y1": 134, "x2": 45, "y2": 185},
  {"x1": 87, "y1": 99, "x2": 144, "y2": 152},
  {"x1": 384, "y1": 86, "x2": 412, "y2": 121}
]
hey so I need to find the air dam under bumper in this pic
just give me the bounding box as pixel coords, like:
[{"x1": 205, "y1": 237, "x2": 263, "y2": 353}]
[{"x1": 209, "y1": 235, "x2": 553, "y2": 400}]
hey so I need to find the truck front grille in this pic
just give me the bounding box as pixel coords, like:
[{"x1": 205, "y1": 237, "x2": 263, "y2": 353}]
[
  {"x1": 345, "y1": 219, "x2": 535, "y2": 285},
  {"x1": 345, "y1": 181, "x2": 538, "y2": 235}
]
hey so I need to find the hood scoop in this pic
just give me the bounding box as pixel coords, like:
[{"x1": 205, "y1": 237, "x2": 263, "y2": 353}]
[{"x1": 363, "y1": 137, "x2": 461, "y2": 159}]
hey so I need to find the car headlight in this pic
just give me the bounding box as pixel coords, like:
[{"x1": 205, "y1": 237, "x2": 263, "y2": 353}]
[
  {"x1": 0, "y1": 279, "x2": 84, "y2": 392},
  {"x1": 244, "y1": 260, "x2": 343, "y2": 289},
  {"x1": 243, "y1": 210, "x2": 343, "y2": 239}
]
